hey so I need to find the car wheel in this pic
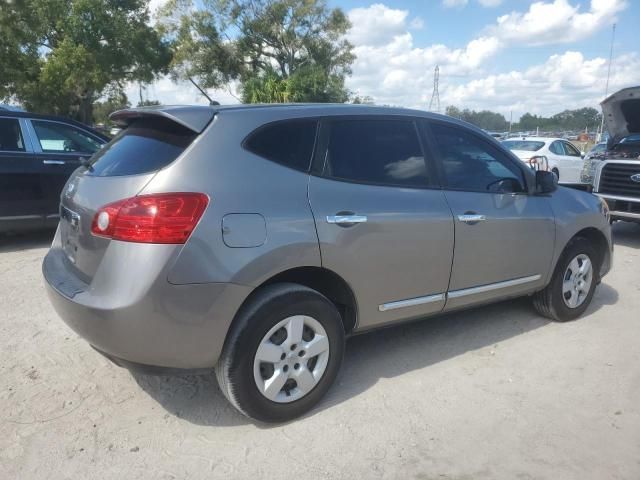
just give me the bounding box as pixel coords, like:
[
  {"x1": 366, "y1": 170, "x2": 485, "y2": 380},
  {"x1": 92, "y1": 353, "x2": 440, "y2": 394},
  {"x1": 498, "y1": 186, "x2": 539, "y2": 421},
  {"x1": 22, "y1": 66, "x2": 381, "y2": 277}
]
[
  {"x1": 532, "y1": 237, "x2": 598, "y2": 322},
  {"x1": 552, "y1": 167, "x2": 560, "y2": 180},
  {"x1": 215, "y1": 283, "x2": 345, "y2": 422}
]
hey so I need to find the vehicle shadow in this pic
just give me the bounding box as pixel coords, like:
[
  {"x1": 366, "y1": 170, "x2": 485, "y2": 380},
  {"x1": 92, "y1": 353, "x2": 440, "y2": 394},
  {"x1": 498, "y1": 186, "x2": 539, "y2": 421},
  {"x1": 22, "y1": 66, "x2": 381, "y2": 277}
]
[
  {"x1": 132, "y1": 283, "x2": 618, "y2": 428},
  {"x1": 612, "y1": 221, "x2": 640, "y2": 248},
  {"x1": 0, "y1": 229, "x2": 55, "y2": 254}
]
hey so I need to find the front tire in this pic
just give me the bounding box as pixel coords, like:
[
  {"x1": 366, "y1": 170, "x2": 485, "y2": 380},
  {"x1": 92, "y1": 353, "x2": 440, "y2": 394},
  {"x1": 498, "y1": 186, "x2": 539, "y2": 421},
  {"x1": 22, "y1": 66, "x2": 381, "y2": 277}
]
[
  {"x1": 216, "y1": 283, "x2": 345, "y2": 422},
  {"x1": 532, "y1": 237, "x2": 598, "y2": 322}
]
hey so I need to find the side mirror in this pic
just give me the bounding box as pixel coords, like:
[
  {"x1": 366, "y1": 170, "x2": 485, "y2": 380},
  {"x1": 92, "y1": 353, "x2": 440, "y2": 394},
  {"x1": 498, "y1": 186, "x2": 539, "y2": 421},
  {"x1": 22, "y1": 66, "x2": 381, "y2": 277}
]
[{"x1": 536, "y1": 170, "x2": 558, "y2": 194}]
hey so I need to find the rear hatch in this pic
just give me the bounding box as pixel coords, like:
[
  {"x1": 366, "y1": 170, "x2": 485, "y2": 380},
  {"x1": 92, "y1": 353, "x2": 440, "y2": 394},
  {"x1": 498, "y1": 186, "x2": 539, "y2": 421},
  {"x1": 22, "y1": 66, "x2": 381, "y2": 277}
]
[{"x1": 58, "y1": 108, "x2": 214, "y2": 283}]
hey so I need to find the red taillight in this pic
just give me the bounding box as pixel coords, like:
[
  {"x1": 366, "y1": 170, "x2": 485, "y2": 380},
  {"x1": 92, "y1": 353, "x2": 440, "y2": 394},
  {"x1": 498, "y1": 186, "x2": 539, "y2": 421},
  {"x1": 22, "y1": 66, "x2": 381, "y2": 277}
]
[{"x1": 91, "y1": 193, "x2": 209, "y2": 244}]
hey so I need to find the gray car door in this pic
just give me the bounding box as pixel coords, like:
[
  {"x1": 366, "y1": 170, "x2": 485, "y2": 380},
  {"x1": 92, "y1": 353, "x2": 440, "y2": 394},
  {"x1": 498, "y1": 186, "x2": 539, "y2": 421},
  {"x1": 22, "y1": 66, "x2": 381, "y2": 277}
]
[
  {"x1": 426, "y1": 120, "x2": 555, "y2": 310},
  {"x1": 308, "y1": 117, "x2": 455, "y2": 330}
]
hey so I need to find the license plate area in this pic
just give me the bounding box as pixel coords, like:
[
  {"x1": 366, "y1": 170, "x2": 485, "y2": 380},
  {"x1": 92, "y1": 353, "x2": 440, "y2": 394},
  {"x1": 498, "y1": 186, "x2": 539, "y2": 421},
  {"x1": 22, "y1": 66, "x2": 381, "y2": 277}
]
[{"x1": 60, "y1": 205, "x2": 81, "y2": 264}]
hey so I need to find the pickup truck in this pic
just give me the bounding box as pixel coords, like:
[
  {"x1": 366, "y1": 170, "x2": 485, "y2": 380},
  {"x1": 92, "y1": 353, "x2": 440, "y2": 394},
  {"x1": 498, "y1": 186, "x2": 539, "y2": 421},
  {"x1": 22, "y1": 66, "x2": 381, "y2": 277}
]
[{"x1": 582, "y1": 86, "x2": 640, "y2": 223}]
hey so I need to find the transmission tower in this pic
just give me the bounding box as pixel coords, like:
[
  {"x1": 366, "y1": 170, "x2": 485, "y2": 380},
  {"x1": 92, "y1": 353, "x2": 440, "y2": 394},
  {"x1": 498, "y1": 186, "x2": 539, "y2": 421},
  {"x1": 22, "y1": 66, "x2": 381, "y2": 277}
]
[{"x1": 428, "y1": 65, "x2": 440, "y2": 113}]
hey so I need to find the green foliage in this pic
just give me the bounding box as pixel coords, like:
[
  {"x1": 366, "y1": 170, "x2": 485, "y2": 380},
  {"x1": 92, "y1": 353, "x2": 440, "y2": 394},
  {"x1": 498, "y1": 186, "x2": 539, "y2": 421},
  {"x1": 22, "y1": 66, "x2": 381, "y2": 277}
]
[
  {"x1": 445, "y1": 106, "x2": 508, "y2": 131},
  {"x1": 92, "y1": 86, "x2": 130, "y2": 126},
  {"x1": 161, "y1": 0, "x2": 355, "y2": 103},
  {"x1": 517, "y1": 108, "x2": 601, "y2": 131},
  {"x1": 445, "y1": 105, "x2": 603, "y2": 132},
  {"x1": 0, "y1": 0, "x2": 171, "y2": 123}
]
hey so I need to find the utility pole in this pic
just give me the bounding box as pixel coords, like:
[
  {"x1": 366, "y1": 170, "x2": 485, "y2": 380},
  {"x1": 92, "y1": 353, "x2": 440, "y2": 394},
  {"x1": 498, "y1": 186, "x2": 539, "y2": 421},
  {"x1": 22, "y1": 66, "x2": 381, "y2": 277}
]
[
  {"x1": 509, "y1": 110, "x2": 513, "y2": 134},
  {"x1": 428, "y1": 65, "x2": 440, "y2": 113},
  {"x1": 598, "y1": 23, "x2": 616, "y2": 142}
]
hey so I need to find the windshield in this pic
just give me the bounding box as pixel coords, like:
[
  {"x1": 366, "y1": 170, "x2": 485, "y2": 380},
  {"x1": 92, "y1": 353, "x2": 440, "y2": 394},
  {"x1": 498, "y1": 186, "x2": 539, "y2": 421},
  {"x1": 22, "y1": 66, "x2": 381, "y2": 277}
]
[{"x1": 502, "y1": 140, "x2": 545, "y2": 152}]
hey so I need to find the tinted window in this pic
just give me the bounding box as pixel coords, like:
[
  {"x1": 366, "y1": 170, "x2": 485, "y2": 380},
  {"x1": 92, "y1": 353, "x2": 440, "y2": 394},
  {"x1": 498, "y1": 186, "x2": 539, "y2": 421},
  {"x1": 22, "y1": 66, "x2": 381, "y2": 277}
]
[
  {"x1": 0, "y1": 118, "x2": 25, "y2": 152},
  {"x1": 563, "y1": 141, "x2": 581, "y2": 156},
  {"x1": 502, "y1": 140, "x2": 544, "y2": 152},
  {"x1": 244, "y1": 120, "x2": 317, "y2": 171},
  {"x1": 32, "y1": 120, "x2": 101, "y2": 153},
  {"x1": 549, "y1": 141, "x2": 564, "y2": 155},
  {"x1": 87, "y1": 118, "x2": 196, "y2": 177},
  {"x1": 324, "y1": 119, "x2": 428, "y2": 187},
  {"x1": 431, "y1": 123, "x2": 525, "y2": 193}
]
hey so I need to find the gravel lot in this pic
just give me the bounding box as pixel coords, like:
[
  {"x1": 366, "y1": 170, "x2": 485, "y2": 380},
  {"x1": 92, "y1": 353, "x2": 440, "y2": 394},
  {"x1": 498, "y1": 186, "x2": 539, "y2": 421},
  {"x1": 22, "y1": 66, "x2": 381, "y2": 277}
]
[{"x1": 1, "y1": 223, "x2": 639, "y2": 480}]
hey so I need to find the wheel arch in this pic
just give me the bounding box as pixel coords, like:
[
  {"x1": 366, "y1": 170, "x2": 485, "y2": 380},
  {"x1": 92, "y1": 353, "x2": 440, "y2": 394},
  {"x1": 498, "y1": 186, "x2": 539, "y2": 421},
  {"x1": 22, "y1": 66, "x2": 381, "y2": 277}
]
[
  {"x1": 558, "y1": 227, "x2": 610, "y2": 280},
  {"x1": 227, "y1": 266, "x2": 358, "y2": 339},
  {"x1": 259, "y1": 267, "x2": 358, "y2": 334}
]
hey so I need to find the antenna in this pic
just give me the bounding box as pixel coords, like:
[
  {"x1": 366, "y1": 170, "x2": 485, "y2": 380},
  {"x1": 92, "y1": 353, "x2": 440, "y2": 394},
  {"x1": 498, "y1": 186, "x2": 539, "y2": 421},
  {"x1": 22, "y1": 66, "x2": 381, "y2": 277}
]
[
  {"x1": 188, "y1": 77, "x2": 220, "y2": 106},
  {"x1": 428, "y1": 65, "x2": 440, "y2": 113},
  {"x1": 598, "y1": 23, "x2": 616, "y2": 141}
]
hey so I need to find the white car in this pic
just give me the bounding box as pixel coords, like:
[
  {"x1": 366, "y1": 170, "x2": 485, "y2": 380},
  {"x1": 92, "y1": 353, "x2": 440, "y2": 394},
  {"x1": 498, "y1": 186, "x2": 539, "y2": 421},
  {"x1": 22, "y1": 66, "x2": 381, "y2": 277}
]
[{"x1": 502, "y1": 137, "x2": 586, "y2": 184}]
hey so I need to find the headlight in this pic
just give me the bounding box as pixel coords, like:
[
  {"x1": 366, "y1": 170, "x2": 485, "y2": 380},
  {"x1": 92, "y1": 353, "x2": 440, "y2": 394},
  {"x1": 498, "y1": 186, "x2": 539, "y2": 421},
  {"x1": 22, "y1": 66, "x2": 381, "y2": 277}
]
[
  {"x1": 581, "y1": 159, "x2": 597, "y2": 184},
  {"x1": 598, "y1": 196, "x2": 610, "y2": 222}
]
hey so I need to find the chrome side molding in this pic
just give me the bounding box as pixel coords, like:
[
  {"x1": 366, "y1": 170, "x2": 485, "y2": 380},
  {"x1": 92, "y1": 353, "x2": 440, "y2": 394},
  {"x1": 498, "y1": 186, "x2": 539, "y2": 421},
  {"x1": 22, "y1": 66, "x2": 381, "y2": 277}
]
[
  {"x1": 448, "y1": 274, "x2": 541, "y2": 299},
  {"x1": 378, "y1": 274, "x2": 542, "y2": 312},
  {"x1": 379, "y1": 293, "x2": 445, "y2": 312}
]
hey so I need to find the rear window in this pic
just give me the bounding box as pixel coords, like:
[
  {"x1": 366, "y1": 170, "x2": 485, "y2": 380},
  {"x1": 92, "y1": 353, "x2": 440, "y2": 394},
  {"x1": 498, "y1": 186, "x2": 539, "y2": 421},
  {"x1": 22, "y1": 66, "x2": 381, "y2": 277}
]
[
  {"x1": 87, "y1": 118, "x2": 196, "y2": 177},
  {"x1": 244, "y1": 119, "x2": 318, "y2": 172},
  {"x1": 502, "y1": 140, "x2": 545, "y2": 152}
]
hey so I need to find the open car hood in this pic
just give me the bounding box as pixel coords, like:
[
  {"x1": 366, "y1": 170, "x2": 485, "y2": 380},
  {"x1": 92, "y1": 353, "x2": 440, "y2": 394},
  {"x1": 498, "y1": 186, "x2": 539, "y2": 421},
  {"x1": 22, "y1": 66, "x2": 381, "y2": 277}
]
[
  {"x1": 601, "y1": 86, "x2": 640, "y2": 147},
  {"x1": 110, "y1": 105, "x2": 216, "y2": 133}
]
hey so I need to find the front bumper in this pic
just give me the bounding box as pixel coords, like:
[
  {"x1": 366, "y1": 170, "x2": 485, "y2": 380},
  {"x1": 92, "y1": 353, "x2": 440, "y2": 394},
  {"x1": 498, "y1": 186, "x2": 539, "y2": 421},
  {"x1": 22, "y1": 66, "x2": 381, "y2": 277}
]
[
  {"x1": 43, "y1": 248, "x2": 252, "y2": 369},
  {"x1": 595, "y1": 193, "x2": 640, "y2": 223}
]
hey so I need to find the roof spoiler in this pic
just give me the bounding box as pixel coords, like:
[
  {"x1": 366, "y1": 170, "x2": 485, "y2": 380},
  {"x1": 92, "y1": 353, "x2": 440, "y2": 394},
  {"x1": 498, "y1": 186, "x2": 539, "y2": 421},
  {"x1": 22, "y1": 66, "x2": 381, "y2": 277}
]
[{"x1": 109, "y1": 105, "x2": 216, "y2": 133}]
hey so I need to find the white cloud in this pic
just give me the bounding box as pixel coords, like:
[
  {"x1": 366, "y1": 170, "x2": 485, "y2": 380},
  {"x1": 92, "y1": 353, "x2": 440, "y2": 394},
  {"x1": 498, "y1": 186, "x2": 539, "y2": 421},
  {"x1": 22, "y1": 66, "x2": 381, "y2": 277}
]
[
  {"x1": 442, "y1": 0, "x2": 469, "y2": 7},
  {"x1": 441, "y1": 51, "x2": 640, "y2": 119},
  {"x1": 492, "y1": 0, "x2": 625, "y2": 46},
  {"x1": 477, "y1": 0, "x2": 503, "y2": 6},
  {"x1": 346, "y1": 5, "x2": 501, "y2": 107},
  {"x1": 124, "y1": 77, "x2": 240, "y2": 107},
  {"x1": 347, "y1": 4, "x2": 410, "y2": 46},
  {"x1": 342, "y1": 4, "x2": 639, "y2": 118}
]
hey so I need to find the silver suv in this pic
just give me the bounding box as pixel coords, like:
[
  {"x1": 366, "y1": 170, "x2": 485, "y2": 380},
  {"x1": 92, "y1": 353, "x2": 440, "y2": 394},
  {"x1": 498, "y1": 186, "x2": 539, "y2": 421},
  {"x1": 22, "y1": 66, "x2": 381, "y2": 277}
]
[{"x1": 43, "y1": 104, "x2": 612, "y2": 422}]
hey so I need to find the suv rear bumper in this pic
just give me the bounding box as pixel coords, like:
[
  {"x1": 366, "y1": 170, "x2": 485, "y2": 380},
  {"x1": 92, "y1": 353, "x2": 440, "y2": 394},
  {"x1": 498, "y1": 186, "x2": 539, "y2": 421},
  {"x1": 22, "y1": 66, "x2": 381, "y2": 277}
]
[{"x1": 43, "y1": 248, "x2": 252, "y2": 369}]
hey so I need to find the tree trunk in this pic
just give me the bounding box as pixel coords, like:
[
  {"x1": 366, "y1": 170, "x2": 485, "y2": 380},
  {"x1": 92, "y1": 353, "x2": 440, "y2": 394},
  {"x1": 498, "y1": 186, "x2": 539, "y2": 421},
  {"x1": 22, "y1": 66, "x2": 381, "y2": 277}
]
[{"x1": 77, "y1": 93, "x2": 94, "y2": 125}]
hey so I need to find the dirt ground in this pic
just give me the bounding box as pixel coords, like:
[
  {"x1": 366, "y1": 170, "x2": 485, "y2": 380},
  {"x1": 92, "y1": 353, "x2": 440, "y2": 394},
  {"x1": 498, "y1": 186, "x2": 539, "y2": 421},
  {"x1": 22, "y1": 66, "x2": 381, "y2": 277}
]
[{"x1": 1, "y1": 223, "x2": 639, "y2": 480}]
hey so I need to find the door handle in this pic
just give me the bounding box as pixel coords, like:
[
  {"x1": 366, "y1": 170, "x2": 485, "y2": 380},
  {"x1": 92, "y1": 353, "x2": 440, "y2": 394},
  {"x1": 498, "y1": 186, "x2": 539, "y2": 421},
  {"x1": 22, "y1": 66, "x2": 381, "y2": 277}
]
[
  {"x1": 326, "y1": 214, "x2": 368, "y2": 226},
  {"x1": 42, "y1": 159, "x2": 66, "y2": 165},
  {"x1": 457, "y1": 214, "x2": 486, "y2": 224}
]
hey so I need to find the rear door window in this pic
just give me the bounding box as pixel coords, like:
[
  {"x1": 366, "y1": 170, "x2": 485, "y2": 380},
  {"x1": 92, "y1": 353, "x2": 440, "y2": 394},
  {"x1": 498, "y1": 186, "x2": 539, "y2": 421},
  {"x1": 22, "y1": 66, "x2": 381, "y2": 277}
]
[
  {"x1": 32, "y1": 120, "x2": 101, "y2": 154},
  {"x1": 244, "y1": 119, "x2": 318, "y2": 172},
  {"x1": 322, "y1": 119, "x2": 429, "y2": 187},
  {"x1": 87, "y1": 118, "x2": 196, "y2": 177},
  {"x1": 0, "y1": 118, "x2": 26, "y2": 152}
]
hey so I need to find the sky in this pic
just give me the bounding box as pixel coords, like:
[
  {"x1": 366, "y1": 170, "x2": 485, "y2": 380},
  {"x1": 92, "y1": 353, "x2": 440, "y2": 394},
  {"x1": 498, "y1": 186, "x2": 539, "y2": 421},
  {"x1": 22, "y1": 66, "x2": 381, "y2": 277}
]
[{"x1": 135, "y1": 0, "x2": 640, "y2": 120}]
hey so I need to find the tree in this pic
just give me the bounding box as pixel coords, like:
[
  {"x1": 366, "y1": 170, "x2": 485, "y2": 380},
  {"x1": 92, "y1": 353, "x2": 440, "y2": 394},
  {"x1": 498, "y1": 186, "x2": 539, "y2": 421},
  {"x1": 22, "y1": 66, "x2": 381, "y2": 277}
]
[
  {"x1": 160, "y1": 0, "x2": 355, "y2": 103},
  {"x1": 0, "y1": 0, "x2": 171, "y2": 124},
  {"x1": 445, "y1": 105, "x2": 508, "y2": 131}
]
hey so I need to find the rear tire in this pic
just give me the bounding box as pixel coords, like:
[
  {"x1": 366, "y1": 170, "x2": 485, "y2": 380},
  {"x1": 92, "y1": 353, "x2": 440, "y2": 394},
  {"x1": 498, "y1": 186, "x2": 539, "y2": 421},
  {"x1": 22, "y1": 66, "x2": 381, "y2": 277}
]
[
  {"x1": 216, "y1": 283, "x2": 345, "y2": 423},
  {"x1": 552, "y1": 168, "x2": 560, "y2": 180},
  {"x1": 532, "y1": 237, "x2": 598, "y2": 322}
]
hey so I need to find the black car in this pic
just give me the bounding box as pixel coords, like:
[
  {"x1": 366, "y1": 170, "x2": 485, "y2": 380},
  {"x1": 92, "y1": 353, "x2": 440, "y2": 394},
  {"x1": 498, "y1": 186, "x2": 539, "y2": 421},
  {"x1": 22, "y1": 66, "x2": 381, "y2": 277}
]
[{"x1": 0, "y1": 111, "x2": 109, "y2": 232}]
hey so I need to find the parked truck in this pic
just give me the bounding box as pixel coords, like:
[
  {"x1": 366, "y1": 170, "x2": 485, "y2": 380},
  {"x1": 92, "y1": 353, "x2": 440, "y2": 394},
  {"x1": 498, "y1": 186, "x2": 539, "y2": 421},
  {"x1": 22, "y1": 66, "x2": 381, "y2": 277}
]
[{"x1": 582, "y1": 86, "x2": 640, "y2": 223}]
